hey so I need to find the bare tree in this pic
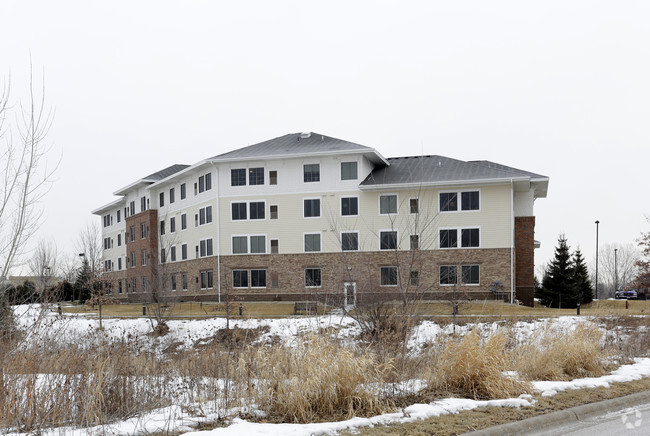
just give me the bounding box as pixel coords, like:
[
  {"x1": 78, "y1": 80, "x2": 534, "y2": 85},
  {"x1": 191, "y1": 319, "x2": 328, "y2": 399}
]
[
  {"x1": 591, "y1": 243, "x2": 640, "y2": 298},
  {"x1": 27, "y1": 239, "x2": 58, "y2": 302},
  {"x1": 75, "y1": 221, "x2": 103, "y2": 278},
  {"x1": 0, "y1": 65, "x2": 57, "y2": 280}
]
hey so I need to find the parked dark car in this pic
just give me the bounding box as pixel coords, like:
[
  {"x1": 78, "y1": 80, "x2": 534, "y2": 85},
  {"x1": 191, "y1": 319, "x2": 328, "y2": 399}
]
[{"x1": 615, "y1": 289, "x2": 647, "y2": 300}]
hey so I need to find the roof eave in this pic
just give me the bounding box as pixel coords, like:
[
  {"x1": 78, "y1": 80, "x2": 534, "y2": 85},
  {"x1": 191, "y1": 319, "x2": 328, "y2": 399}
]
[
  {"x1": 358, "y1": 176, "x2": 530, "y2": 191},
  {"x1": 147, "y1": 160, "x2": 211, "y2": 190},
  {"x1": 209, "y1": 148, "x2": 389, "y2": 166},
  {"x1": 91, "y1": 197, "x2": 126, "y2": 215}
]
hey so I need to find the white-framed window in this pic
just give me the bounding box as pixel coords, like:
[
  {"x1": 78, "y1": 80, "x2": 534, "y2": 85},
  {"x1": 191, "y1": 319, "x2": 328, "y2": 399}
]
[
  {"x1": 170, "y1": 245, "x2": 176, "y2": 262},
  {"x1": 303, "y1": 198, "x2": 320, "y2": 218},
  {"x1": 439, "y1": 227, "x2": 480, "y2": 249},
  {"x1": 270, "y1": 239, "x2": 279, "y2": 253},
  {"x1": 180, "y1": 183, "x2": 186, "y2": 200},
  {"x1": 249, "y1": 167, "x2": 264, "y2": 185},
  {"x1": 380, "y1": 230, "x2": 398, "y2": 250},
  {"x1": 250, "y1": 235, "x2": 266, "y2": 253},
  {"x1": 170, "y1": 217, "x2": 176, "y2": 233},
  {"x1": 233, "y1": 270, "x2": 248, "y2": 288},
  {"x1": 200, "y1": 270, "x2": 214, "y2": 289},
  {"x1": 159, "y1": 192, "x2": 164, "y2": 207},
  {"x1": 461, "y1": 265, "x2": 480, "y2": 285},
  {"x1": 140, "y1": 222, "x2": 146, "y2": 239},
  {"x1": 181, "y1": 213, "x2": 187, "y2": 230},
  {"x1": 231, "y1": 200, "x2": 265, "y2": 221},
  {"x1": 270, "y1": 205, "x2": 279, "y2": 219},
  {"x1": 160, "y1": 220, "x2": 165, "y2": 236},
  {"x1": 231, "y1": 235, "x2": 266, "y2": 254},
  {"x1": 440, "y1": 265, "x2": 458, "y2": 285},
  {"x1": 304, "y1": 232, "x2": 321, "y2": 252},
  {"x1": 199, "y1": 205, "x2": 213, "y2": 225},
  {"x1": 409, "y1": 198, "x2": 419, "y2": 214},
  {"x1": 305, "y1": 268, "x2": 322, "y2": 287},
  {"x1": 341, "y1": 196, "x2": 358, "y2": 216},
  {"x1": 232, "y1": 236, "x2": 248, "y2": 254},
  {"x1": 380, "y1": 266, "x2": 398, "y2": 286},
  {"x1": 410, "y1": 234, "x2": 419, "y2": 250},
  {"x1": 232, "y1": 202, "x2": 247, "y2": 220},
  {"x1": 439, "y1": 190, "x2": 480, "y2": 212},
  {"x1": 169, "y1": 188, "x2": 175, "y2": 204},
  {"x1": 251, "y1": 269, "x2": 267, "y2": 288},
  {"x1": 231, "y1": 168, "x2": 246, "y2": 186},
  {"x1": 181, "y1": 243, "x2": 188, "y2": 260},
  {"x1": 250, "y1": 201, "x2": 265, "y2": 220},
  {"x1": 199, "y1": 172, "x2": 212, "y2": 192},
  {"x1": 141, "y1": 249, "x2": 147, "y2": 266},
  {"x1": 199, "y1": 238, "x2": 214, "y2": 257},
  {"x1": 269, "y1": 170, "x2": 277, "y2": 185},
  {"x1": 341, "y1": 161, "x2": 357, "y2": 180},
  {"x1": 303, "y1": 164, "x2": 320, "y2": 182},
  {"x1": 171, "y1": 275, "x2": 177, "y2": 291},
  {"x1": 182, "y1": 273, "x2": 188, "y2": 291},
  {"x1": 341, "y1": 231, "x2": 359, "y2": 251},
  {"x1": 379, "y1": 194, "x2": 398, "y2": 215}
]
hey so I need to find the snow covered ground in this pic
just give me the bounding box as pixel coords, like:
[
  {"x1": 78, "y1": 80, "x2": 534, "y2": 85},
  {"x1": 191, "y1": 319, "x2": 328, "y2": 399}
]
[{"x1": 7, "y1": 305, "x2": 650, "y2": 436}]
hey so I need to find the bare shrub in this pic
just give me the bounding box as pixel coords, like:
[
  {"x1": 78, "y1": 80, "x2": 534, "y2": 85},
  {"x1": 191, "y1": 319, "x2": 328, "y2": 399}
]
[
  {"x1": 237, "y1": 334, "x2": 394, "y2": 422},
  {"x1": 426, "y1": 331, "x2": 531, "y2": 400},
  {"x1": 513, "y1": 324, "x2": 606, "y2": 381}
]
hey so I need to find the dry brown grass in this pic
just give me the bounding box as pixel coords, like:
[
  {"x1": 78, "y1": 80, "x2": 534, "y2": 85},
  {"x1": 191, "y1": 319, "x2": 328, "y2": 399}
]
[
  {"x1": 513, "y1": 324, "x2": 606, "y2": 381},
  {"x1": 425, "y1": 331, "x2": 531, "y2": 400}
]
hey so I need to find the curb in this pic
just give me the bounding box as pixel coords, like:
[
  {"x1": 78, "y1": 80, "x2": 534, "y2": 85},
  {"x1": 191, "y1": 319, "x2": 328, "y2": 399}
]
[{"x1": 462, "y1": 390, "x2": 650, "y2": 435}]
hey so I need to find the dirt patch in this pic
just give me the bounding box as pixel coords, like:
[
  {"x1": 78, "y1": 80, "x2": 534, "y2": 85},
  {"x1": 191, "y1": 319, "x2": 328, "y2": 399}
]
[{"x1": 194, "y1": 326, "x2": 270, "y2": 348}]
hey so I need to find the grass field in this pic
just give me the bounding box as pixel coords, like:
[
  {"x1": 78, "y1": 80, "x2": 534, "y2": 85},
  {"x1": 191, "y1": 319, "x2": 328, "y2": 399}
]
[{"x1": 60, "y1": 298, "x2": 650, "y2": 318}]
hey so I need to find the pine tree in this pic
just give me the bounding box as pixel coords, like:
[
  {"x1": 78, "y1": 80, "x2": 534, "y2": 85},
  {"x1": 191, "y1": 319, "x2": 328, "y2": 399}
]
[
  {"x1": 537, "y1": 235, "x2": 577, "y2": 308},
  {"x1": 572, "y1": 248, "x2": 594, "y2": 305}
]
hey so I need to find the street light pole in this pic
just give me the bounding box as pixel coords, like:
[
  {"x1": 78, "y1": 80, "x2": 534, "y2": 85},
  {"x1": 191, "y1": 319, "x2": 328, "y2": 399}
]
[
  {"x1": 614, "y1": 248, "x2": 618, "y2": 294},
  {"x1": 595, "y1": 220, "x2": 600, "y2": 300}
]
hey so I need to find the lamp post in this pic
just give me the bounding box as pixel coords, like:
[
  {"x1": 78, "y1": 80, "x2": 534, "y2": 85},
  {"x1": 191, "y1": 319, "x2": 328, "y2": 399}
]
[
  {"x1": 614, "y1": 248, "x2": 618, "y2": 294},
  {"x1": 595, "y1": 220, "x2": 600, "y2": 300}
]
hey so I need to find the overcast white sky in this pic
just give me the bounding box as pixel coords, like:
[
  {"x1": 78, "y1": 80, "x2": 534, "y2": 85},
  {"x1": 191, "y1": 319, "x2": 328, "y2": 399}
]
[{"x1": 1, "y1": 0, "x2": 649, "y2": 276}]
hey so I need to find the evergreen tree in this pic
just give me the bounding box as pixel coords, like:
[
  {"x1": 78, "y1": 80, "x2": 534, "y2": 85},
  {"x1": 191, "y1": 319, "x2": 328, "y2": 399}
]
[
  {"x1": 537, "y1": 235, "x2": 577, "y2": 308},
  {"x1": 74, "y1": 258, "x2": 92, "y2": 302},
  {"x1": 572, "y1": 248, "x2": 594, "y2": 305}
]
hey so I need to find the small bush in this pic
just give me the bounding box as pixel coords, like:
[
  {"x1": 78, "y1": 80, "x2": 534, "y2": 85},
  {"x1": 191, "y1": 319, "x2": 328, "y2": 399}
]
[{"x1": 426, "y1": 331, "x2": 531, "y2": 400}]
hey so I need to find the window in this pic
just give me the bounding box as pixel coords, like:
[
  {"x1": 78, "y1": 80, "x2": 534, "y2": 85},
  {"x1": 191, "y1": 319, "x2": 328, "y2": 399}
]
[
  {"x1": 160, "y1": 220, "x2": 165, "y2": 235},
  {"x1": 341, "y1": 161, "x2": 357, "y2": 180},
  {"x1": 104, "y1": 260, "x2": 111, "y2": 272},
  {"x1": 171, "y1": 245, "x2": 176, "y2": 262},
  {"x1": 250, "y1": 235, "x2": 266, "y2": 254},
  {"x1": 117, "y1": 234, "x2": 121, "y2": 246},
  {"x1": 169, "y1": 188, "x2": 175, "y2": 204},
  {"x1": 118, "y1": 257, "x2": 122, "y2": 270},
  {"x1": 303, "y1": 164, "x2": 320, "y2": 182},
  {"x1": 439, "y1": 229, "x2": 458, "y2": 248},
  {"x1": 180, "y1": 183, "x2": 186, "y2": 199},
  {"x1": 409, "y1": 271, "x2": 419, "y2": 285},
  {"x1": 461, "y1": 228, "x2": 480, "y2": 247},
  {"x1": 341, "y1": 232, "x2": 359, "y2": 251},
  {"x1": 440, "y1": 192, "x2": 457, "y2": 212},
  {"x1": 130, "y1": 251, "x2": 136, "y2": 268},
  {"x1": 410, "y1": 198, "x2": 419, "y2": 214},
  {"x1": 304, "y1": 199, "x2": 320, "y2": 218},
  {"x1": 461, "y1": 191, "x2": 480, "y2": 211},
  {"x1": 129, "y1": 226, "x2": 135, "y2": 242},
  {"x1": 231, "y1": 169, "x2": 246, "y2": 186},
  {"x1": 140, "y1": 223, "x2": 147, "y2": 239},
  {"x1": 181, "y1": 243, "x2": 187, "y2": 260},
  {"x1": 380, "y1": 195, "x2": 397, "y2": 214},
  {"x1": 304, "y1": 233, "x2": 321, "y2": 252},
  {"x1": 380, "y1": 231, "x2": 397, "y2": 250},
  {"x1": 462, "y1": 265, "x2": 480, "y2": 285},
  {"x1": 232, "y1": 202, "x2": 247, "y2": 220},
  {"x1": 140, "y1": 196, "x2": 146, "y2": 212},
  {"x1": 249, "y1": 167, "x2": 264, "y2": 185},
  {"x1": 171, "y1": 275, "x2": 177, "y2": 291},
  {"x1": 305, "y1": 268, "x2": 322, "y2": 287},
  {"x1": 117, "y1": 210, "x2": 121, "y2": 223},
  {"x1": 199, "y1": 238, "x2": 214, "y2": 257},
  {"x1": 251, "y1": 269, "x2": 267, "y2": 288},
  {"x1": 103, "y1": 214, "x2": 110, "y2": 227},
  {"x1": 129, "y1": 201, "x2": 135, "y2": 216},
  {"x1": 200, "y1": 271, "x2": 213, "y2": 289},
  {"x1": 270, "y1": 239, "x2": 279, "y2": 254},
  {"x1": 132, "y1": 277, "x2": 137, "y2": 293},
  {"x1": 249, "y1": 201, "x2": 265, "y2": 220},
  {"x1": 181, "y1": 213, "x2": 187, "y2": 230},
  {"x1": 160, "y1": 248, "x2": 166, "y2": 264},
  {"x1": 103, "y1": 237, "x2": 110, "y2": 250},
  {"x1": 199, "y1": 206, "x2": 213, "y2": 225},
  {"x1": 410, "y1": 235, "x2": 419, "y2": 250},
  {"x1": 182, "y1": 273, "x2": 188, "y2": 291},
  {"x1": 118, "y1": 280, "x2": 123, "y2": 293},
  {"x1": 380, "y1": 266, "x2": 398, "y2": 286},
  {"x1": 233, "y1": 270, "x2": 248, "y2": 288},
  {"x1": 170, "y1": 217, "x2": 176, "y2": 233},
  {"x1": 270, "y1": 205, "x2": 278, "y2": 219},
  {"x1": 232, "y1": 236, "x2": 248, "y2": 254},
  {"x1": 159, "y1": 192, "x2": 164, "y2": 207},
  {"x1": 142, "y1": 276, "x2": 147, "y2": 293},
  {"x1": 269, "y1": 170, "x2": 277, "y2": 185},
  {"x1": 440, "y1": 228, "x2": 480, "y2": 248},
  {"x1": 440, "y1": 266, "x2": 458, "y2": 285},
  {"x1": 341, "y1": 197, "x2": 358, "y2": 216},
  {"x1": 199, "y1": 173, "x2": 212, "y2": 192},
  {"x1": 141, "y1": 249, "x2": 147, "y2": 266}
]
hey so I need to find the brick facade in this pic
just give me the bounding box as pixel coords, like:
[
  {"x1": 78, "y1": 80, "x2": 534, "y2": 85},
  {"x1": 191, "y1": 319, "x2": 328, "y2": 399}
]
[
  {"x1": 124, "y1": 209, "x2": 159, "y2": 297},
  {"x1": 514, "y1": 216, "x2": 535, "y2": 306}
]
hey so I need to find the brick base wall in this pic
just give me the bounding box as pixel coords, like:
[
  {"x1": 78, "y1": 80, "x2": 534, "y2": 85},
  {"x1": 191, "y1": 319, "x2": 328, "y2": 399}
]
[{"x1": 515, "y1": 216, "x2": 535, "y2": 307}]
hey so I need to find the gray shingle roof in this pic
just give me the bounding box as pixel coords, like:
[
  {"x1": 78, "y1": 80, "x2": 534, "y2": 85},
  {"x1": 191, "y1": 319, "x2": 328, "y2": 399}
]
[
  {"x1": 210, "y1": 132, "x2": 383, "y2": 161},
  {"x1": 142, "y1": 164, "x2": 190, "y2": 181},
  {"x1": 360, "y1": 155, "x2": 548, "y2": 187}
]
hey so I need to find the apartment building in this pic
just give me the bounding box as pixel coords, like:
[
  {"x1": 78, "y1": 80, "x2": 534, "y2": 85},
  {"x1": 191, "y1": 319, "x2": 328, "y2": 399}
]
[{"x1": 92, "y1": 132, "x2": 548, "y2": 306}]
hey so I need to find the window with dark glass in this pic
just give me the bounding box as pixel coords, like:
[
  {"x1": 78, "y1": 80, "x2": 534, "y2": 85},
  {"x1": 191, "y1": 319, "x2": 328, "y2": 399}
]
[
  {"x1": 439, "y1": 229, "x2": 457, "y2": 248},
  {"x1": 181, "y1": 243, "x2": 187, "y2": 260},
  {"x1": 269, "y1": 170, "x2": 277, "y2": 185},
  {"x1": 231, "y1": 168, "x2": 246, "y2": 186},
  {"x1": 341, "y1": 162, "x2": 357, "y2": 180},
  {"x1": 440, "y1": 265, "x2": 458, "y2": 285},
  {"x1": 410, "y1": 234, "x2": 419, "y2": 250},
  {"x1": 380, "y1": 231, "x2": 397, "y2": 250},
  {"x1": 160, "y1": 220, "x2": 165, "y2": 235},
  {"x1": 159, "y1": 192, "x2": 164, "y2": 207},
  {"x1": 232, "y1": 236, "x2": 247, "y2": 254},
  {"x1": 440, "y1": 192, "x2": 457, "y2": 211},
  {"x1": 250, "y1": 235, "x2": 265, "y2": 253},
  {"x1": 171, "y1": 246, "x2": 176, "y2": 262},
  {"x1": 169, "y1": 188, "x2": 175, "y2": 204},
  {"x1": 304, "y1": 199, "x2": 320, "y2": 217},
  {"x1": 200, "y1": 238, "x2": 213, "y2": 257},
  {"x1": 249, "y1": 201, "x2": 265, "y2": 220},
  {"x1": 303, "y1": 164, "x2": 320, "y2": 182},
  {"x1": 461, "y1": 191, "x2": 480, "y2": 211},
  {"x1": 409, "y1": 271, "x2": 419, "y2": 285},
  {"x1": 232, "y1": 202, "x2": 247, "y2": 220},
  {"x1": 461, "y1": 228, "x2": 480, "y2": 247},
  {"x1": 461, "y1": 265, "x2": 480, "y2": 285},
  {"x1": 270, "y1": 205, "x2": 278, "y2": 219},
  {"x1": 270, "y1": 239, "x2": 279, "y2": 254},
  {"x1": 181, "y1": 213, "x2": 187, "y2": 230},
  {"x1": 249, "y1": 167, "x2": 264, "y2": 185},
  {"x1": 410, "y1": 198, "x2": 419, "y2": 214},
  {"x1": 341, "y1": 232, "x2": 359, "y2": 251},
  {"x1": 304, "y1": 233, "x2": 321, "y2": 252},
  {"x1": 380, "y1": 266, "x2": 398, "y2": 286},
  {"x1": 180, "y1": 183, "x2": 186, "y2": 199},
  {"x1": 170, "y1": 217, "x2": 176, "y2": 233},
  {"x1": 233, "y1": 270, "x2": 248, "y2": 288},
  {"x1": 305, "y1": 268, "x2": 322, "y2": 287},
  {"x1": 379, "y1": 195, "x2": 397, "y2": 214},
  {"x1": 341, "y1": 197, "x2": 358, "y2": 216},
  {"x1": 251, "y1": 270, "x2": 267, "y2": 288}
]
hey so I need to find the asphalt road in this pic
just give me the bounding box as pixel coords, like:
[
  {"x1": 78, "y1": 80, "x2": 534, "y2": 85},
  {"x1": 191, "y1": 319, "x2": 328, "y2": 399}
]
[{"x1": 554, "y1": 401, "x2": 650, "y2": 436}]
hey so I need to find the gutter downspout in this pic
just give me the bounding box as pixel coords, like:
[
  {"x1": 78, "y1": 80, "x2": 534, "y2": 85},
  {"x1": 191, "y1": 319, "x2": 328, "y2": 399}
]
[
  {"x1": 510, "y1": 179, "x2": 514, "y2": 304},
  {"x1": 211, "y1": 163, "x2": 221, "y2": 303}
]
